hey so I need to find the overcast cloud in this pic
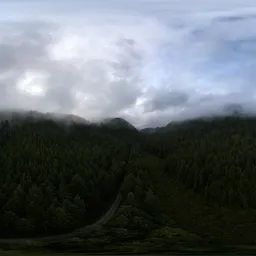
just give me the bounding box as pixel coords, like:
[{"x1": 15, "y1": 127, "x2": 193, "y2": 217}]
[{"x1": 1, "y1": 0, "x2": 256, "y2": 128}]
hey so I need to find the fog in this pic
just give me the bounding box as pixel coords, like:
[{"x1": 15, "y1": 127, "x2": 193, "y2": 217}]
[{"x1": 1, "y1": 0, "x2": 256, "y2": 128}]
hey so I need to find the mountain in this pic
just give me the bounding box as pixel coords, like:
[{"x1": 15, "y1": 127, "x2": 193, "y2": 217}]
[
  {"x1": 141, "y1": 120, "x2": 190, "y2": 133},
  {"x1": 0, "y1": 110, "x2": 89, "y2": 126},
  {"x1": 2, "y1": 111, "x2": 256, "y2": 253},
  {"x1": 141, "y1": 110, "x2": 248, "y2": 134},
  {"x1": 140, "y1": 127, "x2": 157, "y2": 133},
  {"x1": 101, "y1": 117, "x2": 137, "y2": 131},
  {"x1": 44, "y1": 112, "x2": 89, "y2": 125},
  {"x1": 0, "y1": 110, "x2": 136, "y2": 130}
]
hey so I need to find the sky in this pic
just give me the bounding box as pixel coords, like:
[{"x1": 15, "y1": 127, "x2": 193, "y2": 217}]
[{"x1": 1, "y1": 0, "x2": 256, "y2": 128}]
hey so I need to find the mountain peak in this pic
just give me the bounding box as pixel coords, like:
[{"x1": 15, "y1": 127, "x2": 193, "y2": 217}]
[{"x1": 101, "y1": 117, "x2": 137, "y2": 131}]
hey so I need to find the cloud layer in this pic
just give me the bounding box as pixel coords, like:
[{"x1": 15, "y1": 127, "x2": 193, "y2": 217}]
[{"x1": 1, "y1": 0, "x2": 256, "y2": 128}]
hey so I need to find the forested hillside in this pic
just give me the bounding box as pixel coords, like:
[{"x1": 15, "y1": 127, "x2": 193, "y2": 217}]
[
  {"x1": 0, "y1": 118, "x2": 136, "y2": 237},
  {"x1": 2, "y1": 113, "x2": 256, "y2": 252}
]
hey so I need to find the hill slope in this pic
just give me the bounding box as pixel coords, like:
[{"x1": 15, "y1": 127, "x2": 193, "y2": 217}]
[{"x1": 2, "y1": 113, "x2": 256, "y2": 252}]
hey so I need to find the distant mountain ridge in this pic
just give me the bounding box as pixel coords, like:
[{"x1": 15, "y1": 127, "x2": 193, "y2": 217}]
[
  {"x1": 0, "y1": 110, "x2": 138, "y2": 131},
  {"x1": 0, "y1": 110, "x2": 90, "y2": 126},
  {"x1": 0, "y1": 104, "x2": 250, "y2": 133},
  {"x1": 141, "y1": 104, "x2": 248, "y2": 134}
]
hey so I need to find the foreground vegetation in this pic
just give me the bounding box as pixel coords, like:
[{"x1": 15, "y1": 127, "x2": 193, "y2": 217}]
[{"x1": 1, "y1": 112, "x2": 256, "y2": 253}]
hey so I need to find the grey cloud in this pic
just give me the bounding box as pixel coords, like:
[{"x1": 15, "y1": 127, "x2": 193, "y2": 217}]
[
  {"x1": 214, "y1": 14, "x2": 256, "y2": 23},
  {"x1": 144, "y1": 90, "x2": 189, "y2": 112},
  {"x1": 0, "y1": 21, "x2": 57, "y2": 110},
  {"x1": 0, "y1": 20, "x2": 144, "y2": 119},
  {"x1": 0, "y1": 21, "x2": 54, "y2": 73}
]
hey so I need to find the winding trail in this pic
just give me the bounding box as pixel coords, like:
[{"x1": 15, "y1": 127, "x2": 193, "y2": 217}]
[{"x1": 0, "y1": 191, "x2": 123, "y2": 243}]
